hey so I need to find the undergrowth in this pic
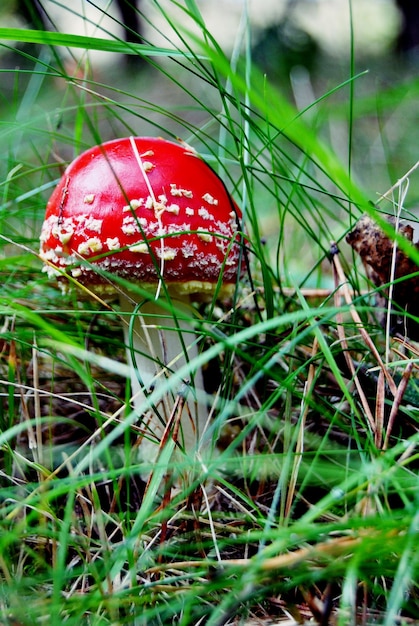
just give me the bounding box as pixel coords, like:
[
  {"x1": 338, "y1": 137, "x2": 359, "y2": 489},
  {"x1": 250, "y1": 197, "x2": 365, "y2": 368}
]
[{"x1": 0, "y1": 1, "x2": 418, "y2": 625}]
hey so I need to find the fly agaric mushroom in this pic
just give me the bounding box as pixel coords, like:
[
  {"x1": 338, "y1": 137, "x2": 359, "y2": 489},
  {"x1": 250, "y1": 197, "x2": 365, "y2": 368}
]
[{"x1": 39, "y1": 136, "x2": 243, "y2": 461}]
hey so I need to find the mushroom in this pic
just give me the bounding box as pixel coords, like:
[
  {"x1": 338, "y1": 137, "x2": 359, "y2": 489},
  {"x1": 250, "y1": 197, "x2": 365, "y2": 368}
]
[{"x1": 39, "y1": 136, "x2": 243, "y2": 463}]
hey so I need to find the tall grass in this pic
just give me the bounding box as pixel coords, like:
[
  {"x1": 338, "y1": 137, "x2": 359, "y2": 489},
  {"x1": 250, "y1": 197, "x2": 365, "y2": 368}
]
[{"x1": 1, "y1": 1, "x2": 419, "y2": 624}]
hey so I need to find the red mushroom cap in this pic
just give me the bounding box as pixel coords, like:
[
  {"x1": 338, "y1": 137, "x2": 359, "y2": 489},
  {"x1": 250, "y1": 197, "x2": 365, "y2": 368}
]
[{"x1": 40, "y1": 137, "x2": 243, "y2": 296}]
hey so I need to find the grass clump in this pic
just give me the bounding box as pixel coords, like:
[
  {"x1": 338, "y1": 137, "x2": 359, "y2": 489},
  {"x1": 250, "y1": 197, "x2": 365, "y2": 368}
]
[{"x1": 1, "y1": 1, "x2": 419, "y2": 624}]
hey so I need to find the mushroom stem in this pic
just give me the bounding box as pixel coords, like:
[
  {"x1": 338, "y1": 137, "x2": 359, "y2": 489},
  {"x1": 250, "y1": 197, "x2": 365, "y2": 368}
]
[{"x1": 118, "y1": 291, "x2": 207, "y2": 460}]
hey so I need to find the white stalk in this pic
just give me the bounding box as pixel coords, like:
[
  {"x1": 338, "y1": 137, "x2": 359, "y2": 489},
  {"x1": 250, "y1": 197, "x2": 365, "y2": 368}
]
[{"x1": 118, "y1": 291, "x2": 208, "y2": 461}]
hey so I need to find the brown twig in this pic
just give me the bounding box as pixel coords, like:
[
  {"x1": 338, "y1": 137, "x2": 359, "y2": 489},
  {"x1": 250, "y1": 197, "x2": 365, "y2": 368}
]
[
  {"x1": 383, "y1": 361, "x2": 413, "y2": 450},
  {"x1": 331, "y1": 243, "x2": 397, "y2": 398},
  {"x1": 375, "y1": 370, "x2": 385, "y2": 448},
  {"x1": 331, "y1": 247, "x2": 377, "y2": 433},
  {"x1": 146, "y1": 533, "x2": 365, "y2": 575},
  {"x1": 143, "y1": 387, "x2": 186, "y2": 498}
]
